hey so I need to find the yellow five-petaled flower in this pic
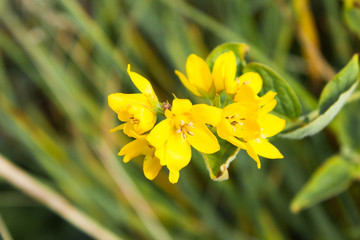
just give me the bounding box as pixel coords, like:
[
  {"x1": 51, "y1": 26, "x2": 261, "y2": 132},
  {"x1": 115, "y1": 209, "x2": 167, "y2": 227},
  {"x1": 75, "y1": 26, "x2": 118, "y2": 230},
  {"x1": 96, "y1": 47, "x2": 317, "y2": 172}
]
[
  {"x1": 108, "y1": 65, "x2": 159, "y2": 137},
  {"x1": 147, "y1": 98, "x2": 222, "y2": 183}
]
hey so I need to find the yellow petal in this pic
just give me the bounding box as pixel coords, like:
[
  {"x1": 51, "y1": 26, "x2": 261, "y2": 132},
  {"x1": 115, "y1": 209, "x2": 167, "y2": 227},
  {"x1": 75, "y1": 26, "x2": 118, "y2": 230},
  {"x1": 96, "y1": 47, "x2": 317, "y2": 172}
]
[
  {"x1": 131, "y1": 105, "x2": 156, "y2": 134},
  {"x1": 108, "y1": 93, "x2": 150, "y2": 120},
  {"x1": 223, "y1": 102, "x2": 259, "y2": 120},
  {"x1": 186, "y1": 54, "x2": 212, "y2": 94},
  {"x1": 143, "y1": 154, "x2": 162, "y2": 180},
  {"x1": 118, "y1": 137, "x2": 149, "y2": 163},
  {"x1": 175, "y1": 70, "x2": 202, "y2": 97},
  {"x1": 147, "y1": 119, "x2": 172, "y2": 149},
  {"x1": 165, "y1": 132, "x2": 191, "y2": 173},
  {"x1": 123, "y1": 122, "x2": 141, "y2": 138},
  {"x1": 191, "y1": 104, "x2": 222, "y2": 126},
  {"x1": 212, "y1": 51, "x2": 236, "y2": 93},
  {"x1": 110, "y1": 124, "x2": 125, "y2": 133},
  {"x1": 238, "y1": 72, "x2": 263, "y2": 94},
  {"x1": 226, "y1": 136, "x2": 247, "y2": 149},
  {"x1": 249, "y1": 138, "x2": 283, "y2": 159},
  {"x1": 154, "y1": 145, "x2": 167, "y2": 166},
  {"x1": 261, "y1": 99, "x2": 277, "y2": 114},
  {"x1": 244, "y1": 142, "x2": 261, "y2": 169},
  {"x1": 233, "y1": 119, "x2": 261, "y2": 141},
  {"x1": 216, "y1": 121, "x2": 246, "y2": 149},
  {"x1": 259, "y1": 114, "x2": 286, "y2": 137},
  {"x1": 259, "y1": 91, "x2": 276, "y2": 106},
  {"x1": 169, "y1": 171, "x2": 180, "y2": 184},
  {"x1": 127, "y1": 65, "x2": 158, "y2": 105},
  {"x1": 233, "y1": 84, "x2": 258, "y2": 103},
  {"x1": 186, "y1": 122, "x2": 219, "y2": 154},
  {"x1": 171, "y1": 98, "x2": 193, "y2": 115},
  {"x1": 217, "y1": 119, "x2": 233, "y2": 138}
]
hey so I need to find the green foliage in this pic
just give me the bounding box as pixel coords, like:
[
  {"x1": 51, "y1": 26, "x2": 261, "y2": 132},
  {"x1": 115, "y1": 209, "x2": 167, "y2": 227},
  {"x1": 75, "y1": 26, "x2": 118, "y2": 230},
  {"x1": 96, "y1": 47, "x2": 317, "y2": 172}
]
[
  {"x1": 0, "y1": 0, "x2": 360, "y2": 239},
  {"x1": 291, "y1": 155, "x2": 360, "y2": 213},
  {"x1": 282, "y1": 55, "x2": 359, "y2": 139}
]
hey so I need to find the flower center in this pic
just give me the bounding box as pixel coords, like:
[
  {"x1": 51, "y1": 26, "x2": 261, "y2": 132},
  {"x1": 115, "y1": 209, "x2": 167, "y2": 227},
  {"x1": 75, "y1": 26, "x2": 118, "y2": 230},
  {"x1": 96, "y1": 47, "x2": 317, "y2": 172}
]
[
  {"x1": 129, "y1": 116, "x2": 139, "y2": 124},
  {"x1": 176, "y1": 120, "x2": 194, "y2": 139},
  {"x1": 225, "y1": 114, "x2": 245, "y2": 130}
]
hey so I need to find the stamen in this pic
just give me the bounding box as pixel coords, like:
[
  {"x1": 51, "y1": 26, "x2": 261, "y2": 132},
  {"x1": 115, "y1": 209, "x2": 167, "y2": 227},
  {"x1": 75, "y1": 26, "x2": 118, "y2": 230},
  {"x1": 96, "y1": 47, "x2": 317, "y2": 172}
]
[
  {"x1": 129, "y1": 116, "x2": 139, "y2": 124},
  {"x1": 176, "y1": 120, "x2": 195, "y2": 139}
]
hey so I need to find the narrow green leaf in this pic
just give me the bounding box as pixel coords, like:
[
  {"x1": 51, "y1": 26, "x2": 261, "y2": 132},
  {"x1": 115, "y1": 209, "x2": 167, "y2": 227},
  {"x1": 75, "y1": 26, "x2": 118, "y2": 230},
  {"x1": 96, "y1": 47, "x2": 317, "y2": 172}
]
[
  {"x1": 243, "y1": 63, "x2": 301, "y2": 119},
  {"x1": 202, "y1": 138, "x2": 239, "y2": 181},
  {"x1": 206, "y1": 42, "x2": 249, "y2": 75},
  {"x1": 281, "y1": 55, "x2": 359, "y2": 139},
  {"x1": 291, "y1": 155, "x2": 359, "y2": 213}
]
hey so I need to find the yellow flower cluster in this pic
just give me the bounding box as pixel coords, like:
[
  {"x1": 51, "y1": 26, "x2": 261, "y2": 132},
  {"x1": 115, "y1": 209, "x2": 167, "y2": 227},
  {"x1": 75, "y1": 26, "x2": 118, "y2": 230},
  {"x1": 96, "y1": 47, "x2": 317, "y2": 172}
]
[{"x1": 108, "y1": 52, "x2": 285, "y2": 183}]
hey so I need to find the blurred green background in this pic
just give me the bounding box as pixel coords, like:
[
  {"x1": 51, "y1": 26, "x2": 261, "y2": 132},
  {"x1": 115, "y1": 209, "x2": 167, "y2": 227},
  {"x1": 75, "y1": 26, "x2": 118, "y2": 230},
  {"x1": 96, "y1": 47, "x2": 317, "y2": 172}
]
[{"x1": 0, "y1": 0, "x2": 360, "y2": 239}]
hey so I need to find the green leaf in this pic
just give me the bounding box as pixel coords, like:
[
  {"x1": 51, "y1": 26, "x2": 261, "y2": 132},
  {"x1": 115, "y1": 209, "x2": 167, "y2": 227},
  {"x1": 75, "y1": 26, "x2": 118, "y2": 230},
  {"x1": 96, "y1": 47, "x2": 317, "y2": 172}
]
[
  {"x1": 344, "y1": 3, "x2": 360, "y2": 35},
  {"x1": 334, "y1": 100, "x2": 360, "y2": 152},
  {"x1": 291, "y1": 155, "x2": 359, "y2": 213},
  {"x1": 281, "y1": 55, "x2": 359, "y2": 139},
  {"x1": 319, "y1": 55, "x2": 360, "y2": 113},
  {"x1": 206, "y1": 42, "x2": 249, "y2": 75},
  {"x1": 243, "y1": 63, "x2": 301, "y2": 119},
  {"x1": 202, "y1": 138, "x2": 239, "y2": 181}
]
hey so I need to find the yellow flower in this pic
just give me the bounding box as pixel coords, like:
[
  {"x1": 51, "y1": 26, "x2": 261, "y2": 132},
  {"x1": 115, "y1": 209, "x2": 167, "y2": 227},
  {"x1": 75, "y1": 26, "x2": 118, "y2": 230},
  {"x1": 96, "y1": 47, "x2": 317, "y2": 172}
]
[
  {"x1": 216, "y1": 101, "x2": 261, "y2": 150},
  {"x1": 244, "y1": 96, "x2": 286, "y2": 168},
  {"x1": 217, "y1": 92, "x2": 285, "y2": 168},
  {"x1": 147, "y1": 98, "x2": 222, "y2": 183},
  {"x1": 118, "y1": 135, "x2": 162, "y2": 180},
  {"x1": 108, "y1": 65, "x2": 159, "y2": 137}
]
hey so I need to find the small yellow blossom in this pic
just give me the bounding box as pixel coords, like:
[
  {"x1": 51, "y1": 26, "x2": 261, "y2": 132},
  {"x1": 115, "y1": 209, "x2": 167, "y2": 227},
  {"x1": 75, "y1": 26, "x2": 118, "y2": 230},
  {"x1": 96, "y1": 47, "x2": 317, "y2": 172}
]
[
  {"x1": 147, "y1": 98, "x2": 222, "y2": 183},
  {"x1": 108, "y1": 65, "x2": 159, "y2": 137},
  {"x1": 216, "y1": 101, "x2": 261, "y2": 151},
  {"x1": 118, "y1": 135, "x2": 162, "y2": 180},
  {"x1": 244, "y1": 96, "x2": 286, "y2": 167},
  {"x1": 217, "y1": 88, "x2": 285, "y2": 168}
]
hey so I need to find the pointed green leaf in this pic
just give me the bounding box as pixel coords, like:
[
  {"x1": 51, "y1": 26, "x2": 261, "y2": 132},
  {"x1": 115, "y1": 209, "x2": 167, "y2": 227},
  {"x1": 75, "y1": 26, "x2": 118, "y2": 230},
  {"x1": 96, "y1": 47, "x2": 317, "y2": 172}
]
[
  {"x1": 281, "y1": 55, "x2": 359, "y2": 139},
  {"x1": 243, "y1": 63, "x2": 301, "y2": 119},
  {"x1": 202, "y1": 138, "x2": 239, "y2": 181},
  {"x1": 206, "y1": 42, "x2": 249, "y2": 75},
  {"x1": 291, "y1": 155, "x2": 359, "y2": 213}
]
